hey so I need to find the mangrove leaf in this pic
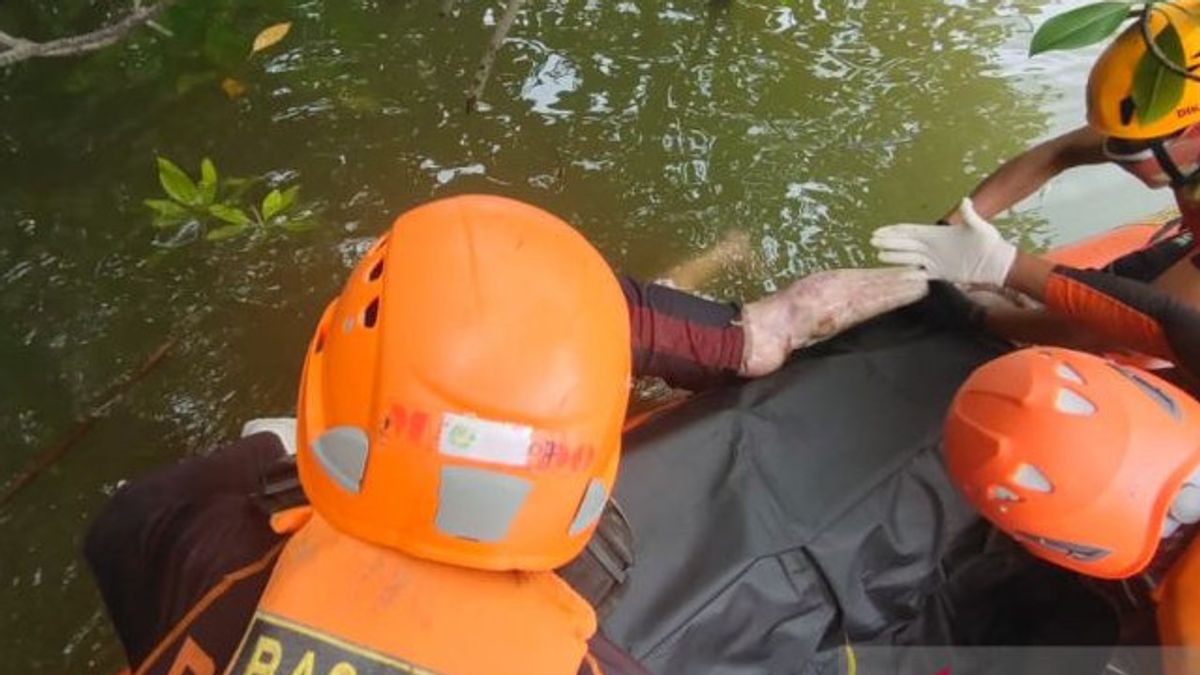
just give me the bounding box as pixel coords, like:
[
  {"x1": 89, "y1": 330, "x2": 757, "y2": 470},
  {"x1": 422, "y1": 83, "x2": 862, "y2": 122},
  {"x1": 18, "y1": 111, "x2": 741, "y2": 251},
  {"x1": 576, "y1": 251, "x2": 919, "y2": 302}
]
[
  {"x1": 1029, "y1": 2, "x2": 1132, "y2": 56},
  {"x1": 1133, "y1": 19, "x2": 1186, "y2": 125},
  {"x1": 156, "y1": 157, "x2": 201, "y2": 207}
]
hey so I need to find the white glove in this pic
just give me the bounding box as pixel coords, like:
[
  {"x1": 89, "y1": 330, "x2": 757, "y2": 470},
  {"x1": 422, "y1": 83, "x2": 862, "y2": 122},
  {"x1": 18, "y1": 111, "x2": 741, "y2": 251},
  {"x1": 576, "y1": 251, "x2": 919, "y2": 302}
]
[
  {"x1": 739, "y1": 267, "x2": 929, "y2": 377},
  {"x1": 870, "y1": 198, "x2": 1017, "y2": 286}
]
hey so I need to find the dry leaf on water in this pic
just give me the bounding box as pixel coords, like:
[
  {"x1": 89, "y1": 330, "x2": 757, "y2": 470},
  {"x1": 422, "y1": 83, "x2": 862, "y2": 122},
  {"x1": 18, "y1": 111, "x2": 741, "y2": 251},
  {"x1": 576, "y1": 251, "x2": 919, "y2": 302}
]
[
  {"x1": 221, "y1": 77, "x2": 248, "y2": 99},
  {"x1": 252, "y1": 22, "x2": 292, "y2": 54}
]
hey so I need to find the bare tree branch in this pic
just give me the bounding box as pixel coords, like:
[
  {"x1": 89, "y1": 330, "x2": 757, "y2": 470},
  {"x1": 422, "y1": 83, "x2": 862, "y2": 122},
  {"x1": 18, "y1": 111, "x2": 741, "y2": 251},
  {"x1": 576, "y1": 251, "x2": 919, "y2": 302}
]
[
  {"x1": 466, "y1": 0, "x2": 526, "y2": 113},
  {"x1": 0, "y1": 336, "x2": 177, "y2": 508},
  {"x1": 0, "y1": 0, "x2": 179, "y2": 69},
  {"x1": 0, "y1": 30, "x2": 31, "y2": 49}
]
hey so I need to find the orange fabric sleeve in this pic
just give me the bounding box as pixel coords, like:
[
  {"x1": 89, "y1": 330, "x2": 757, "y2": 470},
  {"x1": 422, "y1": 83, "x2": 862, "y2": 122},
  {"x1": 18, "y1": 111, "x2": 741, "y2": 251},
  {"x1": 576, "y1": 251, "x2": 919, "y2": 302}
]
[{"x1": 1043, "y1": 271, "x2": 1177, "y2": 362}]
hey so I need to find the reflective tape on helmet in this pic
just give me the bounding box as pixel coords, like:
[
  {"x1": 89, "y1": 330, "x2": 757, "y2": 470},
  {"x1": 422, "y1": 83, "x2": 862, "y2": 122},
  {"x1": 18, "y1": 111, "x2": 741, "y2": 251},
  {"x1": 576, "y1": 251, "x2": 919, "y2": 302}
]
[
  {"x1": 569, "y1": 479, "x2": 607, "y2": 536},
  {"x1": 436, "y1": 466, "x2": 532, "y2": 542},
  {"x1": 313, "y1": 426, "x2": 370, "y2": 494}
]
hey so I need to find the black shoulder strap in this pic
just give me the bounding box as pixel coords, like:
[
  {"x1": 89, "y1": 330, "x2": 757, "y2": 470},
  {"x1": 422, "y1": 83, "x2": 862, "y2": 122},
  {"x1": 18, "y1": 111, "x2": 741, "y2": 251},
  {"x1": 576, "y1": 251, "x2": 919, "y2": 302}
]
[
  {"x1": 253, "y1": 455, "x2": 309, "y2": 514},
  {"x1": 558, "y1": 499, "x2": 635, "y2": 619}
]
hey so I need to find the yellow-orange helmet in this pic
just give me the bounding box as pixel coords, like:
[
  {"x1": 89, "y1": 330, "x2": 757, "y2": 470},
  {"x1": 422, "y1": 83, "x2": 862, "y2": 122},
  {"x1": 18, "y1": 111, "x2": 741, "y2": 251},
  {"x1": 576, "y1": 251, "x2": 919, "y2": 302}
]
[
  {"x1": 296, "y1": 195, "x2": 631, "y2": 572},
  {"x1": 1087, "y1": 1, "x2": 1200, "y2": 139}
]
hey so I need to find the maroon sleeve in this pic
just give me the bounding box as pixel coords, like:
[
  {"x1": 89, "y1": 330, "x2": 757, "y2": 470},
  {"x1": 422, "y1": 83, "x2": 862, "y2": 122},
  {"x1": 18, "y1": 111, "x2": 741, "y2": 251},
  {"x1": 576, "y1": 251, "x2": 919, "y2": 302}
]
[
  {"x1": 619, "y1": 276, "x2": 744, "y2": 391},
  {"x1": 1044, "y1": 266, "x2": 1200, "y2": 378}
]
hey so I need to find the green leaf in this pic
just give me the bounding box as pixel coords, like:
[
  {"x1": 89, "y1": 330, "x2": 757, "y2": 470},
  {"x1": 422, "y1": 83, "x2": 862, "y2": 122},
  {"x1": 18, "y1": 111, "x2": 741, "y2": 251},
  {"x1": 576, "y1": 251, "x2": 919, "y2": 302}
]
[
  {"x1": 208, "y1": 203, "x2": 253, "y2": 226},
  {"x1": 1029, "y1": 2, "x2": 1132, "y2": 56},
  {"x1": 278, "y1": 217, "x2": 317, "y2": 233},
  {"x1": 261, "y1": 189, "x2": 284, "y2": 221},
  {"x1": 205, "y1": 224, "x2": 248, "y2": 241},
  {"x1": 278, "y1": 185, "x2": 300, "y2": 213},
  {"x1": 1133, "y1": 20, "x2": 1187, "y2": 125},
  {"x1": 156, "y1": 157, "x2": 201, "y2": 206},
  {"x1": 143, "y1": 198, "x2": 188, "y2": 217},
  {"x1": 198, "y1": 158, "x2": 218, "y2": 205}
]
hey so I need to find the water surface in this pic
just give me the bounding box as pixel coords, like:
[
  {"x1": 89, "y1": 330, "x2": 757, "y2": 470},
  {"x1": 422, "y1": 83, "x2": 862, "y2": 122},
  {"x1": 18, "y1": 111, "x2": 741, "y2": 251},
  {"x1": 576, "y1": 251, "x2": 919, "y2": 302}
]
[{"x1": 0, "y1": 0, "x2": 1173, "y2": 670}]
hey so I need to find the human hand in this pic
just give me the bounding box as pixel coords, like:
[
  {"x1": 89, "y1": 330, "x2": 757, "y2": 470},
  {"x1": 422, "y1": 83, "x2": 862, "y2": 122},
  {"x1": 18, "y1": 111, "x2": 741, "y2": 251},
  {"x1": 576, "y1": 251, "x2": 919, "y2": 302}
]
[
  {"x1": 738, "y1": 267, "x2": 929, "y2": 377},
  {"x1": 871, "y1": 198, "x2": 1017, "y2": 286}
]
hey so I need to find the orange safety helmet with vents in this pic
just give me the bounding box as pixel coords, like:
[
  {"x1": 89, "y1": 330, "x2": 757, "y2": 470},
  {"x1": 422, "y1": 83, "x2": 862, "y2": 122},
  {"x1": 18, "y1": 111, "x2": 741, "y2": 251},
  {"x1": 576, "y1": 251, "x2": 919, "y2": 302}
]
[
  {"x1": 295, "y1": 195, "x2": 631, "y2": 572},
  {"x1": 943, "y1": 347, "x2": 1200, "y2": 579},
  {"x1": 1088, "y1": 0, "x2": 1200, "y2": 140}
]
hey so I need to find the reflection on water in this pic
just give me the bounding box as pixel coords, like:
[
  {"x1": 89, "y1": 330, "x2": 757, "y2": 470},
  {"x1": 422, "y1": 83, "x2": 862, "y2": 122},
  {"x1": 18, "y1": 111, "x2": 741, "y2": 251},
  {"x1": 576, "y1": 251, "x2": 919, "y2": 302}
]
[{"x1": 0, "y1": 0, "x2": 1163, "y2": 670}]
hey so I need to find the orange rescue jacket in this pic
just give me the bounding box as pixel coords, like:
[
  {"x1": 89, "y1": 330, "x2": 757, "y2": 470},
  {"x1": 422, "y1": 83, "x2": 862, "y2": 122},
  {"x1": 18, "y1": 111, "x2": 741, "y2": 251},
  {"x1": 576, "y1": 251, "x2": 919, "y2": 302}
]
[{"x1": 223, "y1": 508, "x2": 599, "y2": 675}]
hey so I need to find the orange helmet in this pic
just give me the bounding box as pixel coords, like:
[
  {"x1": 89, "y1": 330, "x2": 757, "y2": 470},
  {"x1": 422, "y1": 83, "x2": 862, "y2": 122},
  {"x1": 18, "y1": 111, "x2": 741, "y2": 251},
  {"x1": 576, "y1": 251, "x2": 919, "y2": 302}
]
[
  {"x1": 1087, "y1": 1, "x2": 1200, "y2": 140},
  {"x1": 944, "y1": 347, "x2": 1200, "y2": 579},
  {"x1": 296, "y1": 195, "x2": 631, "y2": 572}
]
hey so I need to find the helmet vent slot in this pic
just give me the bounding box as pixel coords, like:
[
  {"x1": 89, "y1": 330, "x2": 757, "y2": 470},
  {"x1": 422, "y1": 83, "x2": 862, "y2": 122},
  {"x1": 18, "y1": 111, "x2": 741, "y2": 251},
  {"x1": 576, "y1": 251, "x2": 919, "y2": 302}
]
[
  {"x1": 1120, "y1": 97, "x2": 1136, "y2": 127},
  {"x1": 1011, "y1": 463, "x2": 1053, "y2": 494},
  {"x1": 1108, "y1": 365, "x2": 1180, "y2": 419},
  {"x1": 314, "y1": 331, "x2": 326, "y2": 354},
  {"x1": 1015, "y1": 531, "x2": 1110, "y2": 563},
  {"x1": 368, "y1": 259, "x2": 384, "y2": 281},
  {"x1": 989, "y1": 485, "x2": 1021, "y2": 502},
  {"x1": 363, "y1": 297, "x2": 380, "y2": 328},
  {"x1": 1055, "y1": 363, "x2": 1084, "y2": 385},
  {"x1": 1054, "y1": 388, "x2": 1096, "y2": 416}
]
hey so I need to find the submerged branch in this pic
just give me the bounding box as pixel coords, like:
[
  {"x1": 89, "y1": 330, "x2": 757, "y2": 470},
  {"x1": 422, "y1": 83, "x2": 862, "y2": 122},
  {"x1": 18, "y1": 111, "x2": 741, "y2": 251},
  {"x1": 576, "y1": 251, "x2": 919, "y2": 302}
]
[
  {"x1": 0, "y1": 337, "x2": 177, "y2": 508},
  {"x1": 0, "y1": 0, "x2": 178, "y2": 68},
  {"x1": 466, "y1": 0, "x2": 527, "y2": 113}
]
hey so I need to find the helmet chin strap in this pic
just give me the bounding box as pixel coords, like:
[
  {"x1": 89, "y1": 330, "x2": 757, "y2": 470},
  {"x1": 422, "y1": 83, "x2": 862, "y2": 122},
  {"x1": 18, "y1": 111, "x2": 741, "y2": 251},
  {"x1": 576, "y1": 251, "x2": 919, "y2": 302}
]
[{"x1": 1150, "y1": 140, "x2": 1200, "y2": 188}]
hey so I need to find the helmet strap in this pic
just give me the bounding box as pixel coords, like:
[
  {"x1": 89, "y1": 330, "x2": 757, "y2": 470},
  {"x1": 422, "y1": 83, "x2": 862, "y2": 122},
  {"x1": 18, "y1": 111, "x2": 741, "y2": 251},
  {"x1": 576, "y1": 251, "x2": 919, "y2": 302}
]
[{"x1": 1150, "y1": 140, "x2": 1196, "y2": 188}]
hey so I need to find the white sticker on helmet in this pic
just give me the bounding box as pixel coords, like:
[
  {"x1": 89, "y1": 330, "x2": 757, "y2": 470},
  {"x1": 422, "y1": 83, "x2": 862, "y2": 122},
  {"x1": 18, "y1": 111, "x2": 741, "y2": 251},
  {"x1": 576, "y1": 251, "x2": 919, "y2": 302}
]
[
  {"x1": 439, "y1": 413, "x2": 533, "y2": 467},
  {"x1": 1054, "y1": 388, "x2": 1097, "y2": 416}
]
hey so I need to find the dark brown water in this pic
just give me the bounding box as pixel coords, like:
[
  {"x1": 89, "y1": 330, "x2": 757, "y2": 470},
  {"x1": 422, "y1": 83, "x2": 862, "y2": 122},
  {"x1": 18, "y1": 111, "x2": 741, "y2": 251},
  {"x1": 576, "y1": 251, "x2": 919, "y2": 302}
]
[{"x1": 0, "y1": 0, "x2": 1174, "y2": 671}]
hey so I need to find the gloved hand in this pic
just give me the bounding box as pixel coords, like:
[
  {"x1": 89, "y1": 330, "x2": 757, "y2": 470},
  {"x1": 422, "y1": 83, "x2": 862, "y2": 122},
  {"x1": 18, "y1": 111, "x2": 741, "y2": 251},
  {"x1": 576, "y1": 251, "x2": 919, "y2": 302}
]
[
  {"x1": 739, "y1": 267, "x2": 929, "y2": 377},
  {"x1": 871, "y1": 198, "x2": 1017, "y2": 286}
]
